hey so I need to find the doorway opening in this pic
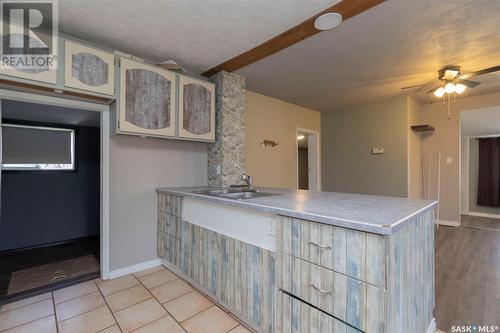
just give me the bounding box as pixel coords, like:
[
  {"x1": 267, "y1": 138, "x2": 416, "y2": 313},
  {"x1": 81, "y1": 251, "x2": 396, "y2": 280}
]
[
  {"x1": 0, "y1": 99, "x2": 103, "y2": 304},
  {"x1": 460, "y1": 106, "x2": 500, "y2": 230},
  {"x1": 296, "y1": 128, "x2": 320, "y2": 191},
  {"x1": 434, "y1": 106, "x2": 500, "y2": 331}
]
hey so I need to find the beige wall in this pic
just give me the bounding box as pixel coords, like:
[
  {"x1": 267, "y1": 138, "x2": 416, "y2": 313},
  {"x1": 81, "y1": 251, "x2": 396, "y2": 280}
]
[
  {"x1": 245, "y1": 91, "x2": 320, "y2": 189},
  {"x1": 407, "y1": 96, "x2": 422, "y2": 199},
  {"x1": 418, "y1": 92, "x2": 500, "y2": 222},
  {"x1": 109, "y1": 135, "x2": 207, "y2": 270},
  {"x1": 322, "y1": 96, "x2": 409, "y2": 197}
]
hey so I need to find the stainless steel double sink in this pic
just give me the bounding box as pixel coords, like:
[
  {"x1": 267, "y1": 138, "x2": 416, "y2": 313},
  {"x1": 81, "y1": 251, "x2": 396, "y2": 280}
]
[{"x1": 191, "y1": 188, "x2": 281, "y2": 200}]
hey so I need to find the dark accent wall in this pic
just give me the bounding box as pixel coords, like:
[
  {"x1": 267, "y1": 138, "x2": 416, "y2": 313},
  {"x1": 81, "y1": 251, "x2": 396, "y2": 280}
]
[
  {"x1": 0, "y1": 125, "x2": 100, "y2": 251},
  {"x1": 298, "y1": 147, "x2": 309, "y2": 190}
]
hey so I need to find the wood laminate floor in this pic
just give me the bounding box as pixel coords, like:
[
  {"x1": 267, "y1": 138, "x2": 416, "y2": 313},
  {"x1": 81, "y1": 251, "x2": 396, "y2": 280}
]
[
  {"x1": 435, "y1": 217, "x2": 500, "y2": 332},
  {"x1": 461, "y1": 214, "x2": 500, "y2": 231}
]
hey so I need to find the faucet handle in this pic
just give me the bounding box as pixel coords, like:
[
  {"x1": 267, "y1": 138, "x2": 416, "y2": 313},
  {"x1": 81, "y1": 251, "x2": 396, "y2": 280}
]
[{"x1": 241, "y1": 174, "x2": 248, "y2": 180}]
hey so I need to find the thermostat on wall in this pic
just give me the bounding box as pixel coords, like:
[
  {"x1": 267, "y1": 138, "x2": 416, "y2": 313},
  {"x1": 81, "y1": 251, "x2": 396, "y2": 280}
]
[{"x1": 372, "y1": 147, "x2": 384, "y2": 154}]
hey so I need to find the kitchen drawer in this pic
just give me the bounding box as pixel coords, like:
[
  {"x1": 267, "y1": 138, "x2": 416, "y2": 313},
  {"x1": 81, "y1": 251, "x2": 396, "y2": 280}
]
[
  {"x1": 277, "y1": 216, "x2": 385, "y2": 287},
  {"x1": 276, "y1": 291, "x2": 360, "y2": 333},
  {"x1": 158, "y1": 193, "x2": 183, "y2": 217},
  {"x1": 157, "y1": 231, "x2": 180, "y2": 267},
  {"x1": 277, "y1": 253, "x2": 385, "y2": 333},
  {"x1": 158, "y1": 212, "x2": 181, "y2": 238}
]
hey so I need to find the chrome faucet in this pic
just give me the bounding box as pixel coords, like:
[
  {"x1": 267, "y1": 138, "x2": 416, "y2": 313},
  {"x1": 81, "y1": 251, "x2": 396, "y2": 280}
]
[
  {"x1": 241, "y1": 174, "x2": 253, "y2": 190},
  {"x1": 230, "y1": 174, "x2": 255, "y2": 190}
]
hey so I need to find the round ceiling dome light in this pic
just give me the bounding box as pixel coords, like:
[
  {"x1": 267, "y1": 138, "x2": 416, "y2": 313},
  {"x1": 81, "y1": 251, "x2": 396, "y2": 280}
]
[{"x1": 314, "y1": 12, "x2": 342, "y2": 31}]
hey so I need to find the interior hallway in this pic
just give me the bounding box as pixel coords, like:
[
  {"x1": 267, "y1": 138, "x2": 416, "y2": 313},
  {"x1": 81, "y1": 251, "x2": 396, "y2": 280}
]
[{"x1": 434, "y1": 216, "x2": 500, "y2": 332}]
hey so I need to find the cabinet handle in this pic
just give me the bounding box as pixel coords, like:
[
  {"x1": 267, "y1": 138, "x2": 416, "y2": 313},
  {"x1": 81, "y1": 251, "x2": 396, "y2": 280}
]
[
  {"x1": 308, "y1": 241, "x2": 331, "y2": 250},
  {"x1": 309, "y1": 283, "x2": 331, "y2": 294}
]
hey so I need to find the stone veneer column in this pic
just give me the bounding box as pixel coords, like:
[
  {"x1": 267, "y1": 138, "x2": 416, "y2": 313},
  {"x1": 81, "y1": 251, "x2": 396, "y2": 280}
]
[{"x1": 208, "y1": 71, "x2": 246, "y2": 187}]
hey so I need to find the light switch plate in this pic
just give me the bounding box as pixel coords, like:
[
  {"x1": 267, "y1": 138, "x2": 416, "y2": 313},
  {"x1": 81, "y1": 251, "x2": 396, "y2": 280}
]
[
  {"x1": 446, "y1": 157, "x2": 453, "y2": 164},
  {"x1": 372, "y1": 147, "x2": 384, "y2": 154}
]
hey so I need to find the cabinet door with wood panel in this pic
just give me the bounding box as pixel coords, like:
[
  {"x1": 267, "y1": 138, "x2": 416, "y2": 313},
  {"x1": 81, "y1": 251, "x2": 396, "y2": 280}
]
[
  {"x1": 118, "y1": 57, "x2": 176, "y2": 137},
  {"x1": 178, "y1": 75, "x2": 215, "y2": 141},
  {"x1": 64, "y1": 40, "x2": 114, "y2": 95}
]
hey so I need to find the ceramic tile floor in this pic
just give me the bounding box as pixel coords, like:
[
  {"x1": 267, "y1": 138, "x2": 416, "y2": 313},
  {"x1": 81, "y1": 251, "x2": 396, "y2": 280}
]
[{"x1": 0, "y1": 265, "x2": 252, "y2": 333}]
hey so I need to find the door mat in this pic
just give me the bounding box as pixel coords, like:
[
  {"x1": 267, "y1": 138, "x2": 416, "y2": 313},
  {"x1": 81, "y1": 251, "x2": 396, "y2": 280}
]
[{"x1": 8, "y1": 255, "x2": 99, "y2": 295}]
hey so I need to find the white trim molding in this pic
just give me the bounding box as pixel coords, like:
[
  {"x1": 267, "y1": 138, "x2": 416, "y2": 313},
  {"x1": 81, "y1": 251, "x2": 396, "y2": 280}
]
[
  {"x1": 465, "y1": 211, "x2": 500, "y2": 219},
  {"x1": 426, "y1": 318, "x2": 436, "y2": 333},
  {"x1": 109, "y1": 258, "x2": 162, "y2": 279},
  {"x1": 436, "y1": 219, "x2": 460, "y2": 227},
  {"x1": 295, "y1": 127, "x2": 321, "y2": 191}
]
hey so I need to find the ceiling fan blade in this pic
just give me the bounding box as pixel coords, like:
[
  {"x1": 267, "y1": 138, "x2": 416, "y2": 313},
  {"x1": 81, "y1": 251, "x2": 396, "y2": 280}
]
[
  {"x1": 426, "y1": 84, "x2": 442, "y2": 94},
  {"x1": 460, "y1": 65, "x2": 500, "y2": 79},
  {"x1": 415, "y1": 79, "x2": 441, "y2": 92},
  {"x1": 459, "y1": 79, "x2": 481, "y2": 88},
  {"x1": 401, "y1": 79, "x2": 439, "y2": 91},
  {"x1": 401, "y1": 84, "x2": 426, "y2": 90}
]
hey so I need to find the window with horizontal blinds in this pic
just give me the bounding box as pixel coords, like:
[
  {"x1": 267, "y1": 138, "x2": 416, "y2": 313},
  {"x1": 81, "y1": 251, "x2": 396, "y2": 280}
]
[{"x1": 1, "y1": 124, "x2": 75, "y2": 170}]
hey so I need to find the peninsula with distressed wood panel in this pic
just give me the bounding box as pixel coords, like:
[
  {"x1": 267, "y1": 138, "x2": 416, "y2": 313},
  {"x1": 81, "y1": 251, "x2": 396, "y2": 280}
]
[{"x1": 156, "y1": 186, "x2": 437, "y2": 333}]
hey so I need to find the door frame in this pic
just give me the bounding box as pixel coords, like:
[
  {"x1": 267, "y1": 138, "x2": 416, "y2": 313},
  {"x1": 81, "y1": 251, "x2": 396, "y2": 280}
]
[
  {"x1": 295, "y1": 127, "x2": 321, "y2": 191},
  {"x1": 460, "y1": 106, "x2": 500, "y2": 221},
  {"x1": 0, "y1": 89, "x2": 111, "y2": 279}
]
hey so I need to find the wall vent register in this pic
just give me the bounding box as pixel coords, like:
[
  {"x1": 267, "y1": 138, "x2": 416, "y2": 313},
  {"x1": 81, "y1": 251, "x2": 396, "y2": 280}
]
[{"x1": 1, "y1": 124, "x2": 75, "y2": 171}]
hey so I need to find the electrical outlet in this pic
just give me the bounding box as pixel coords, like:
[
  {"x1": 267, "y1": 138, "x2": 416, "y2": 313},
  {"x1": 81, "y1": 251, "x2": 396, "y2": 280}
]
[{"x1": 266, "y1": 217, "x2": 276, "y2": 237}]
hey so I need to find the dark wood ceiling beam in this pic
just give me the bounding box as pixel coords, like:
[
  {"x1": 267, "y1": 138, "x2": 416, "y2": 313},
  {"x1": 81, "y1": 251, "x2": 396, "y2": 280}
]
[{"x1": 202, "y1": 0, "x2": 384, "y2": 77}]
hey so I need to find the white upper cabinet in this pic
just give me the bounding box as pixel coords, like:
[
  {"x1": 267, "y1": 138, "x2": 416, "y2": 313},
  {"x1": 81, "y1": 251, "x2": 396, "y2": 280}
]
[
  {"x1": 0, "y1": 34, "x2": 216, "y2": 143},
  {"x1": 117, "y1": 57, "x2": 176, "y2": 137},
  {"x1": 64, "y1": 40, "x2": 115, "y2": 96},
  {"x1": 178, "y1": 75, "x2": 215, "y2": 141}
]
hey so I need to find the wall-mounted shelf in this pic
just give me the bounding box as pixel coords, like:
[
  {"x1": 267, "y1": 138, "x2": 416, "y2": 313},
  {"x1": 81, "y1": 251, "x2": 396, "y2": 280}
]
[{"x1": 411, "y1": 125, "x2": 435, "y2": 132}]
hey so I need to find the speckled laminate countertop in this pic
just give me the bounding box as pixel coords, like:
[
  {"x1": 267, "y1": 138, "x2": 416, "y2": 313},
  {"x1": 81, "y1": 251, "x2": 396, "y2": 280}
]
[{"x1": 156, "y1": 187, "x2": 437, "y2": 235}]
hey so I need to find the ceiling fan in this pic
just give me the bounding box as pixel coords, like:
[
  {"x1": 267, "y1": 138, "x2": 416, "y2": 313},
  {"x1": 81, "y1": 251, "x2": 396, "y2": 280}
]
[{"x1": 401, "y1": 64, "x2": 500, "y2": 119}]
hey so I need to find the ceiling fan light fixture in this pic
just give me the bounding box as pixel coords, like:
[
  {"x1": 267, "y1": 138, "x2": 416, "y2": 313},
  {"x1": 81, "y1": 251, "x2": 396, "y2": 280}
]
[
  {"x1": 444, "y1": 82, "x2": 456, "y2": 94},
  {"x1": 443, "y1": 69, "x2": 459, "y2": 80},
  {"x1": 434, "y1": 87, "x2": 445, "y2": 97},
  {"x1": 314, "y1": 12, "x2": 342, "y2": 31},
  {"x1": 455, "y1": 83, "x2": 466, "y2": 94}
]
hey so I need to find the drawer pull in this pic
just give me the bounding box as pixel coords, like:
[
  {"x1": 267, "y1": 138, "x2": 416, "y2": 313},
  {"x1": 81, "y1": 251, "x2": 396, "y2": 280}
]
[
  {"x1": 309, "y1": 283, "x2": 331, "y2": 294},
  {"x1": 308, "y1": 241, "x2": 331, "y2": 250}
]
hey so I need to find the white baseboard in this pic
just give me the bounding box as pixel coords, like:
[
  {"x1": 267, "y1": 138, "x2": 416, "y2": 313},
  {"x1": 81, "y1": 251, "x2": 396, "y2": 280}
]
[
  {"x1": 426, "y1": 318, "x2": 436, "y2": 333},
  {"x1": 108, "y1": 258, "x2": 162, "y2": 280},
  {"x1": 436, "y1": 219, "x2": 460, "y2": 227},
  {"x1": 466, "y1": 211, "x2": 500, "y2": 219}
]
